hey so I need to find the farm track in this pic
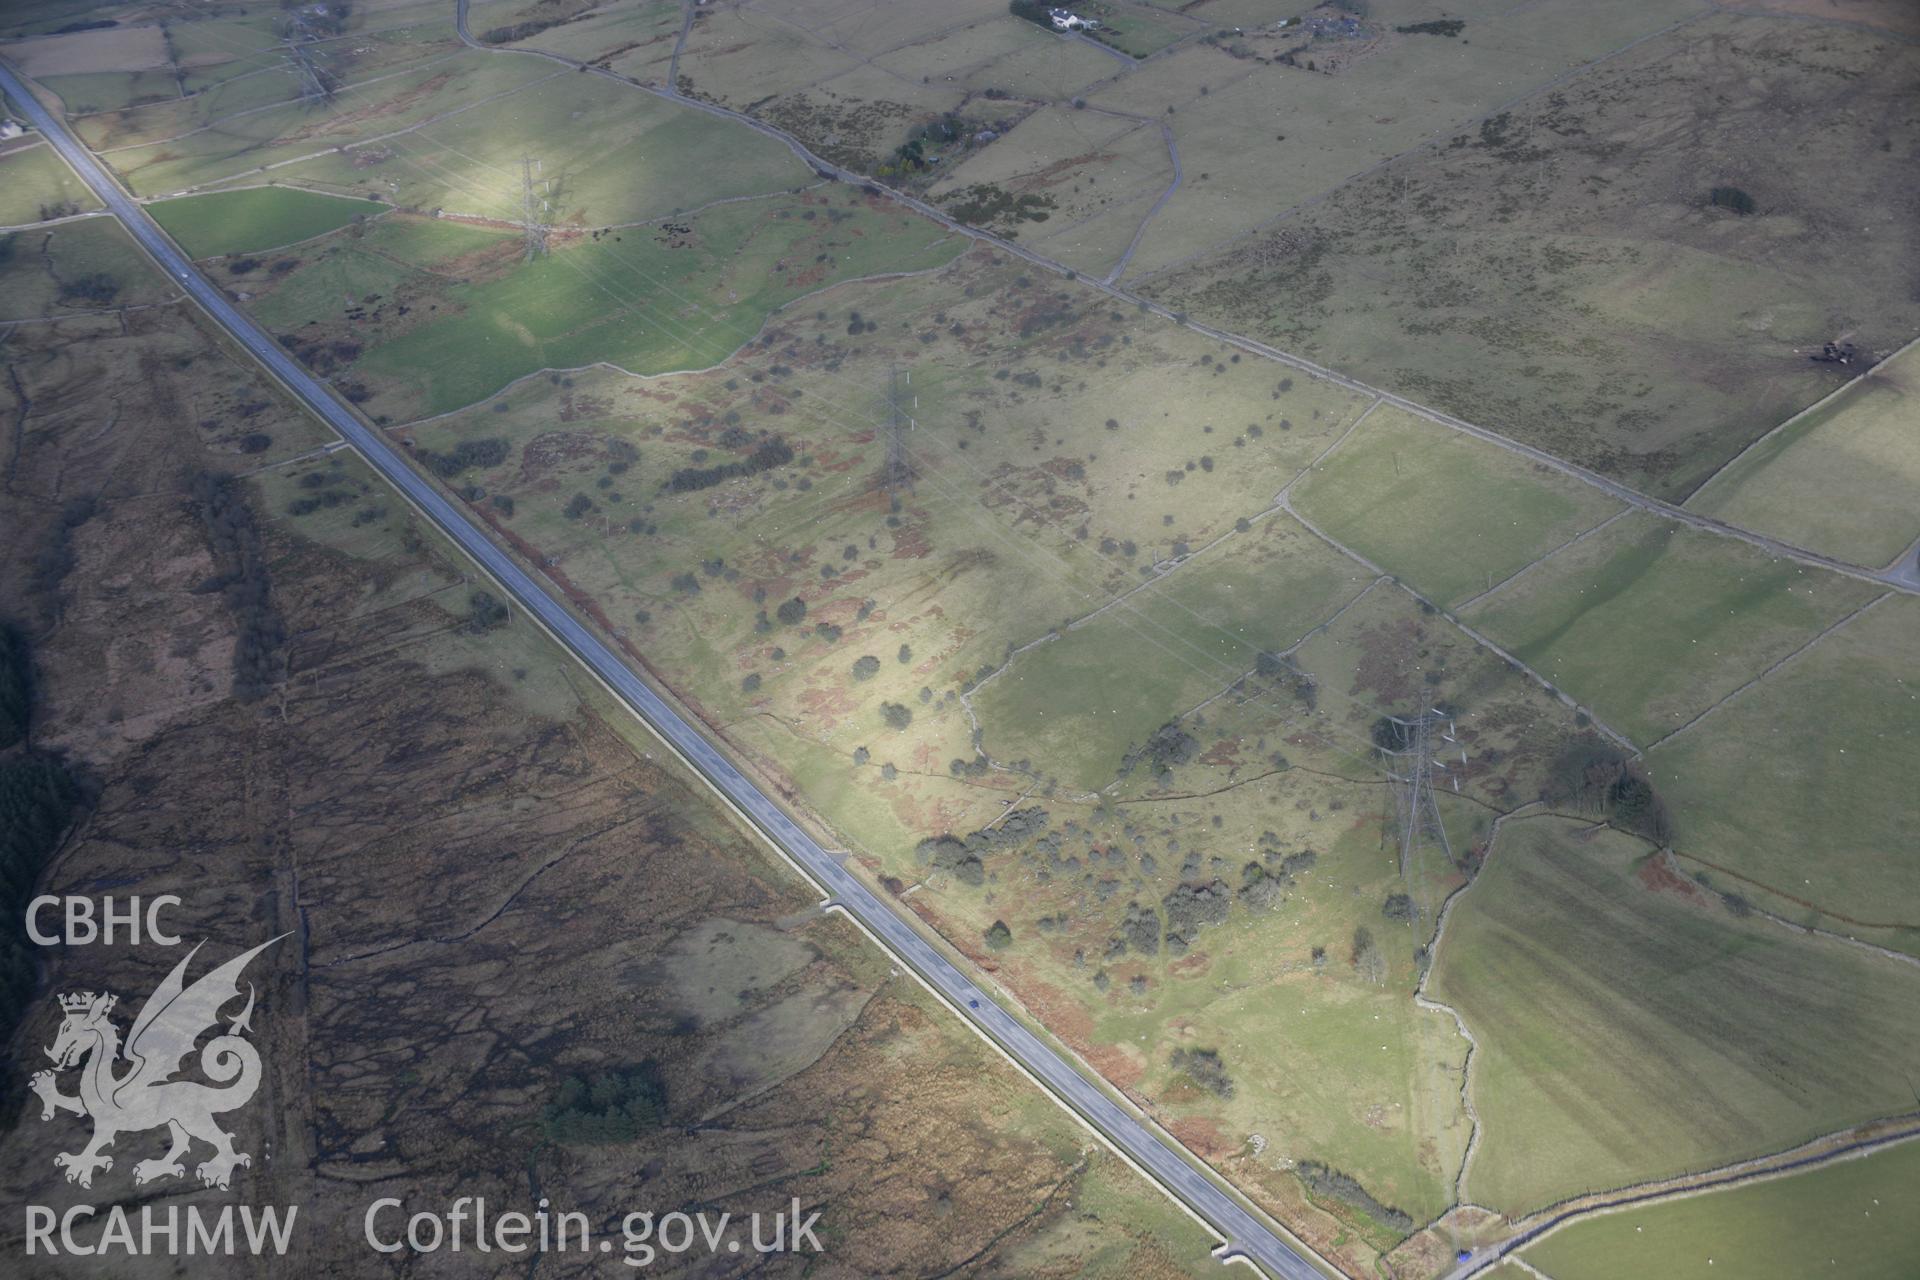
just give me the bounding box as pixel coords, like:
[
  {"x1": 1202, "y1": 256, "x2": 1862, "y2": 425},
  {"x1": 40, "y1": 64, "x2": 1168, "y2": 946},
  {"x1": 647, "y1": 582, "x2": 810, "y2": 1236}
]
[
  {"x1": 1886, "y1": 532, "x2": 1920, "y2": 587},
  {"x1": 1092, "y1": 106, "x2": 1180, "y2": 284},
  {"x1": 0, "y1": 207, "x2": 108, "y2": 232}
]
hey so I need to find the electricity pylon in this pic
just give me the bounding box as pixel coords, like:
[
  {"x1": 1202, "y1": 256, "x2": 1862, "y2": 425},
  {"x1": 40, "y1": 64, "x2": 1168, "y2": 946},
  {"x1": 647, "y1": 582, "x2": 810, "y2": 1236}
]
[
  {"x1": 881, "y1": 363, "x2": 915, "y2": 495},
  {"x1": 290, "y1": 45, "x2": 329, "y2": 103},
  {"x1": 1382, "y1": 709, "x2": 1455, "y2": 911},
  {"x1": 520, "y1": 156, "x2": 546, "y2": 261}
]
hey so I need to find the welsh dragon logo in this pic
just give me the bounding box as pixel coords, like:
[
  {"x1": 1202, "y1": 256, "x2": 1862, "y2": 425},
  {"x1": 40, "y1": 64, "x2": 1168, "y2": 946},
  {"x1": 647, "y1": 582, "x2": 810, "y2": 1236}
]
[{"x1": 30, "y1": 937, "x2": 283, "y2": 1191}]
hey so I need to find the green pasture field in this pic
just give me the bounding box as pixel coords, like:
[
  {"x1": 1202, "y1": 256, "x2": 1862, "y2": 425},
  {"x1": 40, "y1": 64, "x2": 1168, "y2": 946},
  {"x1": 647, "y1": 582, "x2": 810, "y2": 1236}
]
[
  {"x1": 1429, "y1": 817, "x2": 1920, "y2": 1216},
  {"x1": 1524, "y1": 1139, "x2": 1920, "y2": 1280},
  {"x1": 176, "y1": 52, "x2": 290, "y2": 97},
  {"x1": 1289, "y1": 405, "x2": 1625, "y2": 607},
  {"x1": 74, "y1": 18, "x2": 468, "y2": 154},
  {"x1": 37, "y1": 67, "x2": 179, "y2": 116},
  {"x1": 1648, "y1": 592, "x2": 1918, "y2": 942},
  {"x1": 1142, "y1": 12, "x2": 1919, "y2": 497},
  {"x1": 973, "y1": 508, "x2": 1370, "y2": 790},
  {"x1": 1074, "y1": 1, "x2": 1200, "y2": 58},
  {"x1": 101, "y1": 53, "x2": 559, "y2": 196},
  {"x1": 73, "y1": 62, "x2": 304, "y2": 151},
  {"x1": 1461, "y1": 512, "x2": 1882, "y2": 746},
  {"x1": 252, "y1": 69, "x2": 810, "y2": 230},
  {"x1": 150, "y1": 186, "x2": 389, "y2": 258},
  {"x1": 0, "y1": 142, "x2": 99, "y2": 224},
  {"x1": 161, "y1": 8, "x2": 290, "y2": 66},
  {"x1": 0, "y1": 215, "x2": 171, "y2": 319},
  {"x1": 479, "y1": 0, "x2": 683, "y2": 72},
  {"x1": 2, "y1": 12, "x2": 170, "y2": 76},
  {"x1": 324, "y1": 195, "x2": 960, "y2": 417},
  {"x1": 245, "y1": 210, "x2": 510, "y2": 326},
  {"x1": 1686, "y1": 342, "x2": 1920, "y2": 567},
  {"x1": 143, "y1": 10, "x2": 297, "y2": 92},
  {"x1": 1472, "y1": 1265, "x2": 1536, "y2": 1280}
]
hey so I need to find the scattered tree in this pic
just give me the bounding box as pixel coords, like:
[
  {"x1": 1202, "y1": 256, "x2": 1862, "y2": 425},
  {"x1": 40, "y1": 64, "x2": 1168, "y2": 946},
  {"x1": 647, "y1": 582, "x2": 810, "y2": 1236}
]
[
  {"x1": 541, "y1": 1063, "x2": 667, "y2": 1146},
  {"x1": 1169, "y1": 1047, "x2": 1235, "y2": 1099},
  {"x1": 190, "y1": 472, "x2": 283, "y2": 702},
  {"x1": 465, "y1": 591, "x2": 509, "y2": 634},
  {"x1": 1708, "y1": 186, "x2": 1756, "y2": 215},
  {"x1": 0, "y1": 626, "x2": 29, "y2": 749},
  {"x1": 1351, "y1": 925, "x2": 1386, "y2": 984}
]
